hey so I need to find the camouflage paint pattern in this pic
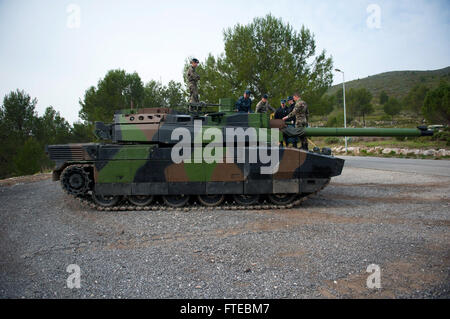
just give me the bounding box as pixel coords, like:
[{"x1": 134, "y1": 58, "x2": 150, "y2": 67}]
[{"x1": 47, "y1": 140, "x2": 344, "y2": 196}]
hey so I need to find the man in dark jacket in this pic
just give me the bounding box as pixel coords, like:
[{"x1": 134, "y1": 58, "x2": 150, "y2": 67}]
[
  {"x1": 274, "y1": 99, "x2": 289, "y2": 146},
  {"x1": 235, "y1": 90, "x2": 252, "y2": 113},
  {"x1": 287, "y1": 96, "x2": 295, "y2": 113},
  {"x1": 274, "y1": 99, "x2": 289, "y2": 119},
  {"x1": 285, "y1": 96, "x2": 298, "y2": 148}
]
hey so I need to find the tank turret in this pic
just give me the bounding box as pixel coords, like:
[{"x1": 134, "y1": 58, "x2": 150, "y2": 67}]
[{"x1": 93, "y1": 104, "x2": 434, "y2": 145}]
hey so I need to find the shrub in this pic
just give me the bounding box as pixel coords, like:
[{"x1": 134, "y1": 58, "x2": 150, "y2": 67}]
[
  {"x1": 432, "y1": 130, "x2": 450, "y2": 146},
  {"x1": 324, "y1": 137, "x2": 340, "y2": 144}
]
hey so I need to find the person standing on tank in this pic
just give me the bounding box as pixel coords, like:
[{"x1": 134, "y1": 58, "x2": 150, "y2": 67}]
[
  {"x1": 274, "y1": 99, "x2": 290, "y2": 147},
  {"x1": 235, "y1": 90, "x2": 253, "y2": 113},
  {"x1": 285, "y1": 96, "x2": 299, "y2": 148},
  {"x1": 255, "y1": 94, "x2": 276, "y2": 114},
  {"x1": 186, "y1": 58, "x2": 200, "y2": 103},
  {"x1": 287, "y1": 96, "x2": 295, "y2": 113},
  {"x1": 282, "y1": 92, "x2": 309, "y2": 150},
  {"x1": 274, "y1": 99, "x2": 289, "y2": 120}
]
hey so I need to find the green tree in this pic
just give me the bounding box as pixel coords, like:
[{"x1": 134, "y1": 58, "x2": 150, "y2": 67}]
[
  {"x1": 0, "y1": 90, "x2": 39, "y2": 178},
  {"x1": 12, "y1": 137, "x2": 44, "y2": 176},
  {"x1": 0, "y1": 114, "x2": 14, "y2": 178},
  {"x1": 143, "y1": 80, "x2": 166, "y2": 107},
  {"x1": 422, "y1": 80, "x2": 449, "y2": 124},
  {"x1": 310, "y1": 94, "x2": 335, "y2": 117},
  {"x1": 379, "y1": 91, "x2": 389, "y2": 105},
  {"x1": 123, "y1": 72, "x2": 145, "y2": 109},
  {"x1": 404, "y1": 84, "x2": 430, "y2": 116},
  {"x1": 345, "y1": 88, "x2": 358, "y2": 118},
  {"x1": 79, "y1": 69, "x2": 144, "y2": 123},
  {"x1": 69, "y1": 121, "x2": 94, "y2": 143},
  {"x1": 32, "y1": 106, "x2": 73, "y2": 168},
  {"x1": 334, "y1": 89, "x2": 343, "y2": 108},
  {"x1": 346, "y1": 88, "x2": 373, "y2": 126},
  {"x1": 34, "y1": 106, "x2": 72, "y2": 146},
  {"x1": 384, "y1": 97, "x2": 402, "y2": 121},
  {"x1": 143, "y1": 80, "x2": 186, "y2": 108},
  {"x1": 164, "y1": 80, "x2": 186, "y2": 107},
  {"x1": 1, "y1": 89, "x2": 37, "y2": 137},
  {"x1": 1, "y1": 89, "x2": 89, "y2": 178},
  {"x1": 190, "y1": 14, "x2": 333, "y2": 106}
]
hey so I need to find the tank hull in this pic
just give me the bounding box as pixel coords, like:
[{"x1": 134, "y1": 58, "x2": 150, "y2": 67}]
[{"x1": 47, "y1": 143, "x2": 344, "y2": 207}]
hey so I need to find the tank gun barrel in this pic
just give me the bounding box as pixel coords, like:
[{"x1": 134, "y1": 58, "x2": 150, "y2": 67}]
[
  {"x1": 280, "y1": 125, "x2": 434, "y2": 139},
  {"x1": 303, "y1": 126, "x2": 433, "y2": 137}
]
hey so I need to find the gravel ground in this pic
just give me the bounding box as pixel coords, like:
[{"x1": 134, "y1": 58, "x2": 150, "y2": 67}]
[{"x1": 0, "y1": 158, "x2": 449, "y2": 299}]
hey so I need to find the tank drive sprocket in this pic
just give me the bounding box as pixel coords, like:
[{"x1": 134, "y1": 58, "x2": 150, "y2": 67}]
[{"x1": 60, "y1": 165, "x2": 92, "y2": 196}]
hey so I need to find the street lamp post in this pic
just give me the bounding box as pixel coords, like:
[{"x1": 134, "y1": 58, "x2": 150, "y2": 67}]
[{"x1": 335, "y1": 69, "x2": 348, "y2": 152}]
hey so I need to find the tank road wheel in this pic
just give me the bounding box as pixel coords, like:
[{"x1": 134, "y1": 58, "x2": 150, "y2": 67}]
[
  {"x1": 163, "y1": 195, "x2": 190, "y2": 208},
  {"x1": 61, "y1": 166, "x2": 91, "y2": 196},
  {"x1": 92, "y1": 193, "x2": 121, "y2": 207},
  {"x1": 128, "y1": 195, "x2": 154, "y2": 206},
  {"x1": 268, "y1": 194, "x2": 297, "y2": 205},
  {"x1": 233, "y1": 194, "x2": 260, "y2": 206},
  {"x1": 197, "y1": 194, "x2": 225, "y2": 207}
]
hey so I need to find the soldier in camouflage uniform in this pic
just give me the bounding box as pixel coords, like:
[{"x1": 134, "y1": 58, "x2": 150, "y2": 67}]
[
  {"x1": 255, "y1": 94, "x2": 276, "y2": 114},
  {"x1": 283, "y1": 92, "x2": 309, "y2": 150},
  {"x1": 186, "y1": 58, "x2": 200, "y2": 103}
]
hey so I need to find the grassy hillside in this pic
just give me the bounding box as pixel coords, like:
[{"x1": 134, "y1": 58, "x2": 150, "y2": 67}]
[{"x1": 327, "y1": 66, "x2": 450, "y2": 100}]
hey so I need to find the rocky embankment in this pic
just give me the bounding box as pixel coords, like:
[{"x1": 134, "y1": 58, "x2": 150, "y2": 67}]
[{"x1": 331, "y1": 146, "x2": 450, "y2": 157}]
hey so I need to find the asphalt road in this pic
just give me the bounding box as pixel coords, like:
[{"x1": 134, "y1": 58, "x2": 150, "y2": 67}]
[
  {"x1": 341, "y1": 156, "x2": 450, "y2": 177},
  {"x1": 0, "y1": 156, "x2": 449, "y2": 299}
]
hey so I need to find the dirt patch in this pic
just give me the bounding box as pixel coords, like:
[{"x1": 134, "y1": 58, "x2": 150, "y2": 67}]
[
  {"x1": 0, "y1": 173, "x2": 52, "y2": 187},
  {"x1": 318, "y1": 246, "x2": 450, "y2": 298}
]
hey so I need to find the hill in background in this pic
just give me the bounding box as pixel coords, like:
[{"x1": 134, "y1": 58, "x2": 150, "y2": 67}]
[{"x1": 327, "y1": 66, "x2": 450, "y2": 100}]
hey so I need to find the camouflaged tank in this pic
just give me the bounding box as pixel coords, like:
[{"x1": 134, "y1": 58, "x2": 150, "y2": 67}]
[{"x1": 46, "y1": 99, "x2": 433, "y2": 211}]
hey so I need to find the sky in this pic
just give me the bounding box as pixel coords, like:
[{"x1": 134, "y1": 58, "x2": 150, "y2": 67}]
[{"x1": 0, "y1": 0, "x2": 449, "y2": 124}]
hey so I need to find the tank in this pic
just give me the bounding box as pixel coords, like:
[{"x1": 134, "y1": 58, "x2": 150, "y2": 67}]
[{"x1": 45, "y1": 99, "x2": 433, "y2": 211}]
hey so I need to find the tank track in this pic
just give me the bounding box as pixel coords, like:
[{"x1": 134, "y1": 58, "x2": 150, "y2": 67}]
[{"x1": 61, "y1": 164, "x2": 330, "y2": 212}]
